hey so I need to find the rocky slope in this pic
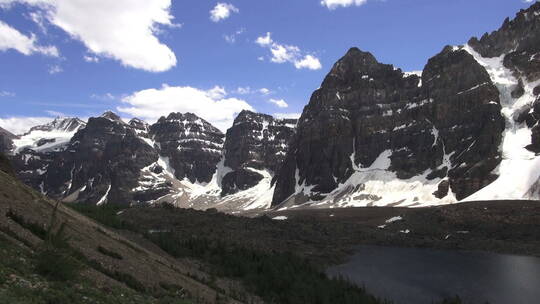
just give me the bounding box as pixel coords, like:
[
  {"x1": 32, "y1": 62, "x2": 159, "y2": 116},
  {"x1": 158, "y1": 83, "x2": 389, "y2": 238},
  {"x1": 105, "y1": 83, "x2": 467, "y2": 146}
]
[{"x1": 272, "y1": 3, "x2": 540, "y2": 208}]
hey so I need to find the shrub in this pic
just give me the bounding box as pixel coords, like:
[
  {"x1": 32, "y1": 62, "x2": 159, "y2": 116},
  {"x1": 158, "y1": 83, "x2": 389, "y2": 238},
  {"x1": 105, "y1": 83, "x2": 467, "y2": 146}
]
[
  {"x1": 66, "y1": 203, "x2": 133, "y2": 230},
  {"x1": 97, "y1": 246, "x2": 123, "y2": 260},
  {"x1": 34, "y1": 203, "x2": 82, "y2": 281}
]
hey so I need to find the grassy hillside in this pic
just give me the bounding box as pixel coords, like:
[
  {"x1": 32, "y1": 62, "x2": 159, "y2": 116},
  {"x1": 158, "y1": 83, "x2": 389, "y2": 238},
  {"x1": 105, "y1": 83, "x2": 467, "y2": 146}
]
[{"x1": 0, "y1": 155, "x2": 239, "y2": 304}]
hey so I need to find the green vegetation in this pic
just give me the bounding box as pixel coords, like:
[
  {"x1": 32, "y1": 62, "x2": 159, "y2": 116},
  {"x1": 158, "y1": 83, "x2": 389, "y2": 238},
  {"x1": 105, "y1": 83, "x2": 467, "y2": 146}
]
[
  {"x1": 37, "y1": 203, "x2": 82, "y2": 281},
  {"x1": 2, "y1": 204, "x2": 193, "y2": 304},
  {"x1": 66, "y1": 203, "x2": 134, "y2": 230},
  {"x1": 147, "y1": 233, "x2": 387, "y2": 304}
]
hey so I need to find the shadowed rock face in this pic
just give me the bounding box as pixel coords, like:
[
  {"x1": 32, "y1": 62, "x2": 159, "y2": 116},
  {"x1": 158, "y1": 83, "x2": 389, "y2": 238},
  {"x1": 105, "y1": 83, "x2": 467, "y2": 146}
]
[
  {"x1": 41, "y1": 113, "x2": 159, "y2": 205},
  {"x1": 6, "y1": 109, "x2": 297, "y2": 208},
  {"x1": 221, "y1": 110, "x2": 297, "y2": 196},
  {"x1": 149, "y1": 112, "x2": 224, "y2": 184},
  {"x1": 423, "y1": 47, "x2": 504, "y2": 199},
  {"x1": 272, "y1": 45, "x2": 505, "y2": 206}
]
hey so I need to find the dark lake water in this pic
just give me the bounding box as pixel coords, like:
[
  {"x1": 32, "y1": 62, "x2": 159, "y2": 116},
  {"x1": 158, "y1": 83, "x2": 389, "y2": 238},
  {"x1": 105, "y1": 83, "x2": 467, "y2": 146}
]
[{"x1": 327, "y1": 245, "x2": 540, "y2": 304}]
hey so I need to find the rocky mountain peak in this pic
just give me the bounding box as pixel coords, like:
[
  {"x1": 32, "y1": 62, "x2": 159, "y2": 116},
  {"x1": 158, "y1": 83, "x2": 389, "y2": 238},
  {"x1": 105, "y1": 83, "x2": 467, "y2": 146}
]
[
  {"x1": 320, "y1": 47, "x2": 419, "y2": 98},
  {"x1": 221, "y1": 110, "x2": 297, "y2": 197},
  {"x1": 468, "y1": 2, "x2": 540, "y2": 60},
  {"x1": 150, "y1": 112, "x2": 224, "y2": 184},
  {"x1": 28, "y1": 117, "x2": 86, "y2": 134},
  {"x1": 100, "y1": 111, "x2": 124, "y2": 123},
  {"x1": 234, "y1": 110, "x2": 273, "y2": 125},
  {"x1": 129, "y1": 118, "x2": 149, "y2": 132}
]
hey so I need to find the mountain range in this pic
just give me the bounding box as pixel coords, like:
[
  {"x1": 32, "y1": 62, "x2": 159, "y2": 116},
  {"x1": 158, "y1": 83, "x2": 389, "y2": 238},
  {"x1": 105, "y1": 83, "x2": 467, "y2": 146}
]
[{"x1": 2, "y1": 3, "x2": 540, "y2": 212}]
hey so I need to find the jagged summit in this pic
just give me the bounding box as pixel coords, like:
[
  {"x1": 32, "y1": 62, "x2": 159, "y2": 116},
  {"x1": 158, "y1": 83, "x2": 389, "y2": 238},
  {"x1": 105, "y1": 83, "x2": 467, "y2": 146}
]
[
  {"x1": 321, "y1": 46, "x2": 418, "y2": 92},
  {"x1": 100, "y1": 110, "x2": 124, "y2": 122},
  {"x1": 28, "y1": 117, "x2": 86, "y2": 134},
  {"x1": 468, "y1": 2, "x2": 540, "y2": 58},
  {"x1": 128, "y1": 118, "x2": 149, "y2": 131}
]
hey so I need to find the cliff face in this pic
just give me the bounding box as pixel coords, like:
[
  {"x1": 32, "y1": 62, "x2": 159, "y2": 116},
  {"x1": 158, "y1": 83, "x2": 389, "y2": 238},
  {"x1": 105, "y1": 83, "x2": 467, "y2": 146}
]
[
  {"x1": 271, "y1": 46, "x2": 504, "y2": 207},
  {"x1": 221, "y1": 110, "x2": 296, "y2": 196},
  {"x1": 40, "y1": 112, "x2": 159, "y2": 205},
  {"x1": 271, "y1": 3, "x2": 540, "y2": 207},
  {"x1": 149, "y1": 112, "x2": 224, "y2": 184}
]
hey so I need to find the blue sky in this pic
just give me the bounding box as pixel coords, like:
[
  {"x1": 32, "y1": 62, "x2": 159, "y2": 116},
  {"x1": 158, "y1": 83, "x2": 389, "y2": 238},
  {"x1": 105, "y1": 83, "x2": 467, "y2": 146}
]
[{"x1": 0, "y1": 0, "x2": 535, "y2": 133}]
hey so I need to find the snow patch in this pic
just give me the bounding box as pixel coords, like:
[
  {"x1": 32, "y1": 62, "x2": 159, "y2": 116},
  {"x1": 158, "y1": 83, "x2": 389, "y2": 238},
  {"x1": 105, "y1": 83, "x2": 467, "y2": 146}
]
[
  {"x1": 385, "y1": 216, "x2": 403, "y2": 223},
  {"x1": 463, "y1": 44, "x2": 540, "y2": 201},
  {"x1": 96, "y1": 184, "x2": 112, "y2": 206}
]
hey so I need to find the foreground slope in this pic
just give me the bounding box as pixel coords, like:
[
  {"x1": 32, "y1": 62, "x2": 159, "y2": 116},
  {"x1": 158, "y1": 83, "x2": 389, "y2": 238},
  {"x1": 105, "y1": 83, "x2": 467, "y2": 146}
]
[{"x1": 0, "y1": 155, "x2": 240, "y2": 304}]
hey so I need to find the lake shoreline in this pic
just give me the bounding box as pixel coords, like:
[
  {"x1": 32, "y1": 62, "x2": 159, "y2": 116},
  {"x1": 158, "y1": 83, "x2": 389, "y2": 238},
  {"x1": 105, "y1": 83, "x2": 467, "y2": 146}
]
[{"x1": 326, "y1": 244, "x2": 540, "y2": 304}]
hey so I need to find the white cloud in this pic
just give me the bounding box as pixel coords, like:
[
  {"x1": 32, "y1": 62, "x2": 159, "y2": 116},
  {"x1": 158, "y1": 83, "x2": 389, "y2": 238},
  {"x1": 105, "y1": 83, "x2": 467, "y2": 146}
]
[
  {"x1": 0, "y1": 116, "x2": 54, "y2": 135},
  {"x1": 0, "y1": 20, "x2": 58, "y2": 56},
  {"x1": 259, "y1": 88, "x2": 271, "y2": 95},
  {"x1": 234, "y1": 87, "x2": 273, "y2": 96},
  {"x1": 206, "y1": 85, "x2": 227, "y2": 99},
  {"x1": 45, "y1": 110, "x2": 65, "y2": 117},
  {"x1": 255, "y1": 32, "x2": 322, "y2": 70},
  {"x1": 235, "y1": 86, "x2": 251, "y2": 95},
  {"x1": 270, "y1": 44, "x2": 300, "y2": 63},
  {"x1": 2, "y1": 0, "x2": 178, "y2": 72},
  {"x1": 28, "y1": 11, "x2": 47, "y2": 33},
  {"x1": 321, "y1": 0, "x2": 368, "y2": 10},
  {"x1": 269, "y1": 98, "x2": 288, "y2": 108},
  {"x1": 223, "y1": 27, "x2": 245, "y2": 44},
  {"x1": 91, "y1": 93, "x2": 116, "y2": 100},
  {"x1": 274, "y1": 113, "x2": 301, "y2": 120},
  {"x1": 83, "y1": 54, "x2": 99, "y2": 62},
  {"x1": 255, "y1": 32, "x2": 273, "y2": 46},
  {"x1": 48, "y1": 64, "x2": 62, "y2": 74},
  {"x1": 294, "y1": 55, "x2": 322, "y2": 70},
  {"x1": 118, "y1": 84, "x2": 254, "y2": 132},
  {"x1": 210, "y1": 2, "x2": 239, "y2": 22},
  {"x1": 0, "y1": 90, "x2": 15, "y2": 97}
]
